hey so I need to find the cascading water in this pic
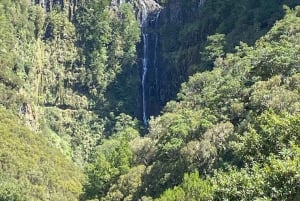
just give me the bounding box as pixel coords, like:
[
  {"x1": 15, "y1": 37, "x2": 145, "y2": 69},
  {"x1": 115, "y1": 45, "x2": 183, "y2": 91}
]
[
  {"x1": 138, "y1": 0, "x2": 205, "y2": 125},
  {"x1": 139, "y1": 0, "x2": 161, "y2": 126},
  {"x1": 198, "y1": 0, "x2": 206, "y2": 8},
  {"x1": 141, "y1": 0, "x2": 149, "y2": 125}
]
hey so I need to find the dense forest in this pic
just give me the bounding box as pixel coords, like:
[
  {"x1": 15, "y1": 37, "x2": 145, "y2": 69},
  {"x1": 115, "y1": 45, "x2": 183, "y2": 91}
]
[{"x1": 0, "y1": 0, "x2": 299, "y2": 200}]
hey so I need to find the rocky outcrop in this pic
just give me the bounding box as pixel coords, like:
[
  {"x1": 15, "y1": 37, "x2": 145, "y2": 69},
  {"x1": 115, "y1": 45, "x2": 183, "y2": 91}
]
[
  {"x1": 144, "y1": 0, "x2": 207, "y2": 117},
  {"x1": 130, "y1": 0, "x2": 161, "y2": 25},
  {"x1": 159, "y1": 0, "x2": 206, "y2": 24},
  {"x1": 19, "y1": 103, "x2": 37, "y2": 131}
]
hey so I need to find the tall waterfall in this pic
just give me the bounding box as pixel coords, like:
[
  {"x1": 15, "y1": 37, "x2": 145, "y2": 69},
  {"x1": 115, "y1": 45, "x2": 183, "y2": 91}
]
[
  {"x1": 198, "y1": 0, "x2": 206, "y2": 7},
  {"x1": 141, "y1": 0, "x2": 149, "y2": 125},
  {"x1": 139, "y1": 0, "x2": 161, "y2": 125}
]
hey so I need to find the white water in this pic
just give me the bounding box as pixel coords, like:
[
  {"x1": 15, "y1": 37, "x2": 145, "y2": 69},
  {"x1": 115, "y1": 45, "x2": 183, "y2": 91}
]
[
  {"x1": 198, "y1": 0, "x2": 206, "y2": 8},
  {"x1": 141, "y1": 0, "x2": 149, "y2": 125},
  {"x1": 140, "y1": 0, "x2": 162, "y2": 125},
  {"x1": 142, "y1": 33, "x2": 149, "y2": 125}
]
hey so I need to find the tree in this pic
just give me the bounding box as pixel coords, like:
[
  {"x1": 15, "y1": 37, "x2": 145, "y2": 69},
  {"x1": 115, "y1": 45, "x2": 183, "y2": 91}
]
[
  {"x1": 157, "y1": 172, "x2": 213, "y2": 201},
  {"x1": 201, "y1": 33, "x2": 226, "y2": 69}
]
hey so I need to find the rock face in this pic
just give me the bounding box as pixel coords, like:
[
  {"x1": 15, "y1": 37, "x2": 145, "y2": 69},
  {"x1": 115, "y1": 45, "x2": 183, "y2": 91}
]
[
  {"x1": 107, "y1": 0, "x2": 164, "y2": 123},
  {"x1": 30, "y1": 0, "x2": 206, "y2": 122},
  {"x1": 146, "y1": 0, "x2": 207, "y2": 116},
  {"x1": 19, "y1": 103, "x2": 37, "y2": 131},
  {"x1": 136, "y1": 0, "x2": 161, "y2": 14},
  {"x1": 129, "y1": 0, "x2": 161, "y2": 25},
  {"x1": 159, "y1": 0, "x2": 206, "y2": 24},
  {"x1": 129, "y1": 0, "x2": 207, "y2": 122},
  {"x1": 134, "y1": 0, "x2": 162, "y2": 124},
  {"x1": 111, "y1": 0, "x2": 161, "y2": 19}
]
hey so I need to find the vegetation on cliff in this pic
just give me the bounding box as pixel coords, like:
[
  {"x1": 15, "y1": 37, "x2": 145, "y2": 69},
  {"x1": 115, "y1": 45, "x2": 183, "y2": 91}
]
[
  {"x1": 155, "y1": 0, "x2": 299, "y2": 109},
  {"x1": 84, "y1": 4, "x2": 300, "y2": 200},
  {"x1": 0, "y1": 0, "x2": 299, "y2": 200}
]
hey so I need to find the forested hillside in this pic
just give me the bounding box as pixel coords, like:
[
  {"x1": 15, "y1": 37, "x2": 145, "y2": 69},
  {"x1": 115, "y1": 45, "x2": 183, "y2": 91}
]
[
  {"x1": 153, "y1": 0, "x2": 299, "y2": 113},
  {"x1": 0, "y1": 108, "x2": 84, "y2": 200},
  {"x1": 0, "y1": 0, "x2": 299, "y2": 200}
]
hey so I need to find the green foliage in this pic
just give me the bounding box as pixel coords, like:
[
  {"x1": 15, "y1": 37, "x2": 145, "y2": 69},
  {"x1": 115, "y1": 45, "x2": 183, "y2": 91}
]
[
  {"x1": 0, "y1": 173, "x2": 28, "y2": 201},
  {"x1": 150, "y1": 108, "x2": 216, "y2": 160},
  {"x1": 1, "y1": 0, "x2": 300, "y2": 200},
  {"x1": 83, "y1": 115, "x2": 140, "y2": 200},
  {"x1": 157, "y1": 172, "x2": 213, "y2": 201},
  {"x1": 212, "y1": 145, "x2": 300, "y2": 200},
  {"x1": 0, "y1": 108, "x2": 85, "y2": 200},
  {"x1": 0, "y1": 0, "x2": 141, "y2": 167},
  {"x1": 42, "y1": 107, "x2": 104, "y2": 165},
  {"x1": 201, "y1": 33, "x2": 226, "y2": 69},
  {"x1": 0, "y1": 2, "x2": 25, "y2": 97},
  {"x1": 101, "y1": 165, "x2": 146, "y2": 201},
  {"x1": 97, "y1": 5, "x2": 300, "y2": 201},
  {"x1": 74, "y1": 2, "x2": 140, "y2": 113},
  {"x1": 157, "y1": 0, "x2": 298, "y2": 106},
  {"x1": 231, "y1": 111, "x2": 300, "y2": 164}
]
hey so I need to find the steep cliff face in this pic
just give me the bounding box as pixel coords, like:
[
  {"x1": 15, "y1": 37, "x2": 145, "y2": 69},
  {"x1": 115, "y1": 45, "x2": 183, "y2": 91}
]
[
  {"x1": 159, "y1": 0, "x2": 204, "y2": 24},
  {"x1": 17, "y1": 0, "x2": 299, "y2": 126},
  {"x1": 143, "y1": 0, "x2": 205, "y2": 119},
  {"x1": 147, "y1": 0, "x2": 299, "y2": 120},
  {"x1": 0, "y1": 0, "x2": 141, "y2": 166},
  {"x1": 135, "y1": 0, "x2": 206, "y2": 120}
]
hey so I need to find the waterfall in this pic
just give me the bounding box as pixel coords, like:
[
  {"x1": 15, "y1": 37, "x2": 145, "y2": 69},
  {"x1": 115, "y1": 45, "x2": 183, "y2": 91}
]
[
  {"x1": 141, "y1": 0, "x2": 149, "y2": 125},
  {"x1": 139, "y1": 0, "x2": 161, "y2": 126},
  {"x1": 198, "y1": 0, "x2": 206, "y2": 8},
  {"x1": 154, "y1": 10, "x2": 161, "y2": 98}
]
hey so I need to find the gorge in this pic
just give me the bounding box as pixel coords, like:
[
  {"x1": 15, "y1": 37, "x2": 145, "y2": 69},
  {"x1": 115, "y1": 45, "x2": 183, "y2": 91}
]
[{"x1": 0, "y1": 0, "x2": 299, "y2": 200}]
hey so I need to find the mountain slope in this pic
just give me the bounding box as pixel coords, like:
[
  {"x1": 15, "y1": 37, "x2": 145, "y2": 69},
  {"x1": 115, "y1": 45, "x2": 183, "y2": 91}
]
[
  {"x1": 84, "y1": 5, "x2": 300, "y2": 200},
  {"x1": 152, "y1": 0, "x2": 299, "y2": 112},
  {"x1": 0, "y1": 107, "x2": 85, "y2": 200}
]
